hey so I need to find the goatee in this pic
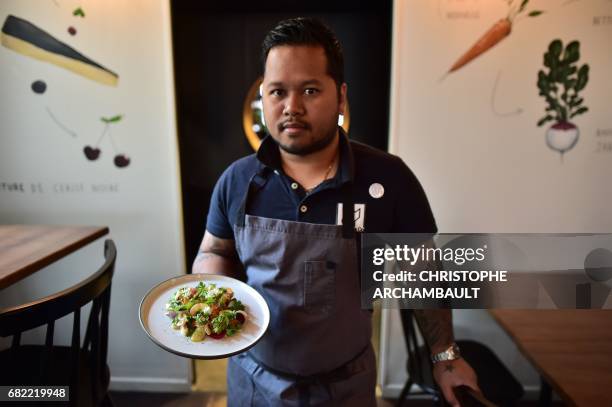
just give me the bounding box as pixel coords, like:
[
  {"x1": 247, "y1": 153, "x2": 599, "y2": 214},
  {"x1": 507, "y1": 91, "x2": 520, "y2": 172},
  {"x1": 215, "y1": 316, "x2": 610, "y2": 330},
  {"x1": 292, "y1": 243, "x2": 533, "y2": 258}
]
[{"x1": 276, "y1": 127, "x2": 338, "y2": 156}]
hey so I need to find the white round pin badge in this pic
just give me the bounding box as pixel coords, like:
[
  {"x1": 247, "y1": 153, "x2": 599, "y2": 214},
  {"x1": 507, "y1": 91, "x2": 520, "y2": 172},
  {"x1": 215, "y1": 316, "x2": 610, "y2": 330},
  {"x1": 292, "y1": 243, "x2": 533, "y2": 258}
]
[{"x1": 369, "y1": 183, "x2": 384, "y2": 199}]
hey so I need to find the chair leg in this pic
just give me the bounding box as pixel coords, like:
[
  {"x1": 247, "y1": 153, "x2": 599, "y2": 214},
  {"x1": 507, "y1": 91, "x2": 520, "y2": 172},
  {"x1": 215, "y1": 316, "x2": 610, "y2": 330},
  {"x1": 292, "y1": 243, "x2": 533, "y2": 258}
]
[
  {"x1": 101, "y1": 392, "x2": 114, "y2": 407},
  {"x1": 538, "y1": 376, "x2": 552, "y2": 407},
  {"x1": 395, "y1": 380, "x2": 413, "y2": 407}
]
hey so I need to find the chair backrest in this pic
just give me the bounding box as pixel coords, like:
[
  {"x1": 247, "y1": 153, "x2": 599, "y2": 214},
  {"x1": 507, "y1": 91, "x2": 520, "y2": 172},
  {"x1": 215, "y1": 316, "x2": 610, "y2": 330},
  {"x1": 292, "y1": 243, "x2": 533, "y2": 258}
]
[
  {"x1": 0, "y1": 239, "x2": 116, "y2": 334},
  {"x1": 399, "y1": 308, "x2": 433, "y2": 386},
  {"x1": 0, "y1": 239, "x2": 116, "y2": 406}
]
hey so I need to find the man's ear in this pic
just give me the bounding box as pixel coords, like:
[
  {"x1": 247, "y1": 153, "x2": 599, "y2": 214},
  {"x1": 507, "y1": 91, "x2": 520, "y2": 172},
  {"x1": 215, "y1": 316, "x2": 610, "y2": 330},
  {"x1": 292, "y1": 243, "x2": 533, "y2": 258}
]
[{"x1": 338, "y1": 82, "x2": 348, "y2": 115}]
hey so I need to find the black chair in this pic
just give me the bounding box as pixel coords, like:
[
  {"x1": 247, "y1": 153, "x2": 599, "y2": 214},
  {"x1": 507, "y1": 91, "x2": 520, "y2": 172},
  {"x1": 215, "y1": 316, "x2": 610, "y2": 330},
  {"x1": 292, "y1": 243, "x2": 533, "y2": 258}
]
[
  {"x1": 396, "y1": 309, "x2": 524, "y2": 407},
  {"x1": 0, "y1": 239, "x2": 116, "y2": 407}
]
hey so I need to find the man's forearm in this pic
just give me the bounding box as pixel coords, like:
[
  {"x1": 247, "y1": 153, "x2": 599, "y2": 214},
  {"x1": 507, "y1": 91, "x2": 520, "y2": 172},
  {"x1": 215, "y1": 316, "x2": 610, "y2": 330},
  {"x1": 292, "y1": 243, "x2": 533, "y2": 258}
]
[
  {"x1": 192, "y1": 251, "x2": 244, "y2": 280},
  {"x1": 413, "y1": 309, "x2": 454, "y2": 354},
  {"x1": 192, "y1": 231, "x2": 244, "y2": 279}
]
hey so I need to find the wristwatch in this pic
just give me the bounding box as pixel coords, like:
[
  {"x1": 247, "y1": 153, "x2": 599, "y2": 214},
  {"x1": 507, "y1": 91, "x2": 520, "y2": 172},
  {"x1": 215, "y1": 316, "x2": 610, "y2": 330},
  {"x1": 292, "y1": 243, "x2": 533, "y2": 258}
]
[{"x1": 431, "y1": 343, "x2": 461, "y2": 364}]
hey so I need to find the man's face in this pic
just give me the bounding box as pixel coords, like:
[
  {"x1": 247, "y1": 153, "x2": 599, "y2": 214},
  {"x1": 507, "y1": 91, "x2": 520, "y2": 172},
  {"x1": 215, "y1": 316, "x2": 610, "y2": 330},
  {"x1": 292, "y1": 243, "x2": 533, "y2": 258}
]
[{"x1": 262, "y1": 45, "x2": 346, "y2": 156}]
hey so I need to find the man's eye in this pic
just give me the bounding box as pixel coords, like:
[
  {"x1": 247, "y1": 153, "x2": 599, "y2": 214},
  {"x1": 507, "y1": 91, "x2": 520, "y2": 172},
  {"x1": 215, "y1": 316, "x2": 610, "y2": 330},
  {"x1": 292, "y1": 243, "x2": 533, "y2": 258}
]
[
  {"x1": 304, "y1": 88, "x2": 319, "y2": 95},
  {"x1": 270, "y1": 89, "x2": 284, "y2": 97}
]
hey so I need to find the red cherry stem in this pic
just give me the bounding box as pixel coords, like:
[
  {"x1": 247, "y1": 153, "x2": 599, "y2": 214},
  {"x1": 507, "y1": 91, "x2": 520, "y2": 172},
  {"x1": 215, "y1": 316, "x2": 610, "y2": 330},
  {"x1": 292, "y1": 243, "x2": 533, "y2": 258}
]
[
  {"x1": 95, "y1": 124, "x2": 109, "y2": 147},
  {"x1": 107, "y1": 131, "x2": 119, "y2": 154}
]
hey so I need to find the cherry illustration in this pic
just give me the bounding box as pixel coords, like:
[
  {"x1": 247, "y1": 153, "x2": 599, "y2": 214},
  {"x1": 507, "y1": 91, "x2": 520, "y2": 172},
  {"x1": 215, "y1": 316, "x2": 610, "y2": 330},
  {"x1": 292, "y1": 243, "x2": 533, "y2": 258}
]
[
  {"x1": 84, "y1": 146, "x2": 101, "y2": 160},
  {"x1": 68, "y1": 26, "x2": 77, "y2": 35},
  {"x1": 114, "y1": 154, "x2": 130, "y2": 168},
  {"x1": 84, "y1": 115, "x2": 131, "y2": 168}
]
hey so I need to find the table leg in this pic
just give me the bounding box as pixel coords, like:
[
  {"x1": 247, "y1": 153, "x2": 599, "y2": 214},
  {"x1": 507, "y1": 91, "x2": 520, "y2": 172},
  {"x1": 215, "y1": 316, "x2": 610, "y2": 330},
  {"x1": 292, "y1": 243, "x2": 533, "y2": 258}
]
[{"x1": 538, "y1": 376, "x2": 552, "y2": 407}]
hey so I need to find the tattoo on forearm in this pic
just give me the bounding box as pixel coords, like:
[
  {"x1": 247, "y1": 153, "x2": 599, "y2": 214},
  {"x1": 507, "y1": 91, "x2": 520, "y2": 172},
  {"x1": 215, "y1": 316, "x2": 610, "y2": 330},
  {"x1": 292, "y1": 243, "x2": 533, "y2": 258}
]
[
  {"x1": 196, "y1": 252, "x2": 216, "y2": 261},
  {"x1": 197, "y1": 248, "x2": 237, "y2": 261},
  {"x1": 413, "y1": 310, "x2": 454, "y2": 351}
]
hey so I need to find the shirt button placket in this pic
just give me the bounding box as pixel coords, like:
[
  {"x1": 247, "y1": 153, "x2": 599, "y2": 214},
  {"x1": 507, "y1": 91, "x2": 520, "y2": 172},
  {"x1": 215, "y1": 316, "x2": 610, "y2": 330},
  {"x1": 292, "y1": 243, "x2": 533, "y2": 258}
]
[
  {"x1": 300, "y1": 205, "x2": 308, "y2": 213},
  {"x1": 291, "y1": 182, "x2": 299, "y2": 190}
]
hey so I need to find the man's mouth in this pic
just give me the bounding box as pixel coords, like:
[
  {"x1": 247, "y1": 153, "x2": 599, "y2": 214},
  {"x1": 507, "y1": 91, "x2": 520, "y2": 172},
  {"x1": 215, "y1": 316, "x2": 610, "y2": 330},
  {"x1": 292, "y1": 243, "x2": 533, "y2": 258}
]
[{"x1": 280, "y1": 121, "x2": 309, "y2": 133}]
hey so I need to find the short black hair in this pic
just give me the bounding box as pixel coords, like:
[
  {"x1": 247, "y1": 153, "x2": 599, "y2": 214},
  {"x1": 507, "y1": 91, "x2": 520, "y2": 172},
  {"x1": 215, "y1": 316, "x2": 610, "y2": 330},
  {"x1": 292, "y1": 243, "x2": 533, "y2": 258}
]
[{"x1": 261, "y1": 17, "x2": 344, "y2": 91}]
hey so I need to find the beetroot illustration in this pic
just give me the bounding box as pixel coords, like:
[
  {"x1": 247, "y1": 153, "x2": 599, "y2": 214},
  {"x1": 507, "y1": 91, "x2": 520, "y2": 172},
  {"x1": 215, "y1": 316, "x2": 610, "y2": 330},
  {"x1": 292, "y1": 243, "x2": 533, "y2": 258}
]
[
  {"x1": 537, "y1": 39, "x2": 589, "y2": 162},
  {"x1": 545, "y1": 121, "x2": 579, "y2": 157}
]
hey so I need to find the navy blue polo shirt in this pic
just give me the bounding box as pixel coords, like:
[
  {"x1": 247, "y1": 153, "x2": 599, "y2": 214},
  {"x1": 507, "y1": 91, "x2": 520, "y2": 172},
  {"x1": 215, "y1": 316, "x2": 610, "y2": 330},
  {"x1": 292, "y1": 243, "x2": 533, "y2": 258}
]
[{"x1": 206, "y1": 128, "x2": 437, "y2": 238}]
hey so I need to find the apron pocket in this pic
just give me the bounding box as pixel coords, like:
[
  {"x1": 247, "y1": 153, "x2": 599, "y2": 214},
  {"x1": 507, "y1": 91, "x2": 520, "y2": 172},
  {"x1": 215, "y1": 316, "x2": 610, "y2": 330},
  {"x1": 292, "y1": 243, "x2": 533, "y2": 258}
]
[{"x1": 304, "y1": 260, "x2": 336, "y2": 314}]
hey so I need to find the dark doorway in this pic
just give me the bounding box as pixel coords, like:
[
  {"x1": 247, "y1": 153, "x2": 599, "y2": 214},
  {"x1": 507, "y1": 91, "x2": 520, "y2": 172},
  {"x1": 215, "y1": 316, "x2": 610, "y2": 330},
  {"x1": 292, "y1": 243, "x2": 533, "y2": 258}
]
[{"x1": 171, "y1": 1, "x2": 393, "y2": 270}]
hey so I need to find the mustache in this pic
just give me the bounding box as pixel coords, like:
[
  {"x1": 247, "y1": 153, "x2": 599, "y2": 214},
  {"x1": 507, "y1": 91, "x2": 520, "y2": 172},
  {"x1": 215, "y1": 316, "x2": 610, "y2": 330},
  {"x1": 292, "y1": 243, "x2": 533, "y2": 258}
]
[{"x1": 278, "y1": 120, "x2": 311, "y2": 131}]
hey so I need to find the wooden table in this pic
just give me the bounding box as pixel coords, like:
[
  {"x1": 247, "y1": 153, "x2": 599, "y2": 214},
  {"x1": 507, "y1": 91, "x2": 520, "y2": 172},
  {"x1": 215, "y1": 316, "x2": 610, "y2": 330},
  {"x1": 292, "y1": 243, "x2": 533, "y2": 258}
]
[
  {"x1": 490, "y1": 309, "x2": 612, "y2": 407},
  {"x1": 0, "y1": 225, "x2": 109, "y2": 290}
]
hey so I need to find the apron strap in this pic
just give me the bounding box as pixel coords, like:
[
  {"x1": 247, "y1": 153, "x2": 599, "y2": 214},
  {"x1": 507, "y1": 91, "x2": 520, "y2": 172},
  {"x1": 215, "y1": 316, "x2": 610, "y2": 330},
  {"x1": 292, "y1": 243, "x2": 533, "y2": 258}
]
[
  {"x1": 341, "y1": 183, "x2": 355, "y2": 239},
  {"x1": 235, "y1": 166, "x2": 271, "y2": 227},
  {"x1": 341, "y1": 182, "x2": 367, "y2": 303}
]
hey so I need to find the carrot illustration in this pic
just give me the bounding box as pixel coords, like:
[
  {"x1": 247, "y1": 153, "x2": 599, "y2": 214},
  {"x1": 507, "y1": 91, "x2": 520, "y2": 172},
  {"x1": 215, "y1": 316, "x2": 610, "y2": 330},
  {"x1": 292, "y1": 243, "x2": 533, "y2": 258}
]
[
  {"x1": 445, "y1": 0, "x2": 544, "y2": 75},
  {"x1": 449, "y1": 18, "x2": 511, "y2": 73}
]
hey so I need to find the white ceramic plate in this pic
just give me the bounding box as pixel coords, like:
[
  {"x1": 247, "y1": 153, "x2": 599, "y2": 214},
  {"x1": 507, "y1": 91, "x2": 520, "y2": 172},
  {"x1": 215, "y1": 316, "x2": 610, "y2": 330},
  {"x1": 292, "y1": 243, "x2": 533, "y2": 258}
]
[{"x1": 139, "y1": 274, "x2": 270, "y2": 359}]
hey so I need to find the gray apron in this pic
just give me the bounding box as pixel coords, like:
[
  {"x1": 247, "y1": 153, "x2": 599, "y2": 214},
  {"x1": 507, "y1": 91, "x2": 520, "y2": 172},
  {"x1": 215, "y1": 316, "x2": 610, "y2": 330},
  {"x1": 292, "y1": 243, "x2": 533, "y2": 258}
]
[{"x1": 228, "y1": 167, "x2": 376, "y2": 407}]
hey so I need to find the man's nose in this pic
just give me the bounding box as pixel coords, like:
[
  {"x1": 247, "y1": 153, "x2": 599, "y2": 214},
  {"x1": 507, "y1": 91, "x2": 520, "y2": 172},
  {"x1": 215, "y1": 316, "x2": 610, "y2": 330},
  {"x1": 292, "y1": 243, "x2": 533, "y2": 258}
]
[{"x1": 283, "y1": 92, "x2": 304, "y2": 116}]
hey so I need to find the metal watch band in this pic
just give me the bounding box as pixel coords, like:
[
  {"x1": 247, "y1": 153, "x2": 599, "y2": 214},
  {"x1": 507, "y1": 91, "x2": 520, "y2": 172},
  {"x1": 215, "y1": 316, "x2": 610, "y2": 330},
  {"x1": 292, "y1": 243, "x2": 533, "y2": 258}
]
[{"x1": 431, "y1": 343, "x2": 461, "y2": 364}]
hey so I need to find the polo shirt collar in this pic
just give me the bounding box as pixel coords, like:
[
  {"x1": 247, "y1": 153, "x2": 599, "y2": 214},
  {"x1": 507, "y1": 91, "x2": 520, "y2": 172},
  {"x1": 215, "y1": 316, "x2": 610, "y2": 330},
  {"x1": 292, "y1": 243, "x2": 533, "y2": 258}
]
[{"x1": 256, "y1": 127, "x2": 355, "y2": 184}]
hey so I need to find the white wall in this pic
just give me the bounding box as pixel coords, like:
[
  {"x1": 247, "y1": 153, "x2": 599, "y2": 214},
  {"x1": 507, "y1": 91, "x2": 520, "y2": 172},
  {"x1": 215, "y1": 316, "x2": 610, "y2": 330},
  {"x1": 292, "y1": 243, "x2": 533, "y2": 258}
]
[
  {"x1": 381, "y1": 0, "x2": 612, "y2": 398},
  {"x1": 0, "y1": 0, "x2": 191, "y2": 391}
]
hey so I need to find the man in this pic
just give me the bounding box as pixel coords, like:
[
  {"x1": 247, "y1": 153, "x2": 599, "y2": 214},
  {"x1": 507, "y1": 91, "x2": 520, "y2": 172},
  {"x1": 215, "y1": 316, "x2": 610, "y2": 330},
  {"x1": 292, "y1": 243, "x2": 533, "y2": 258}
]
[{"x1": 193, "y1": 17, "x2": 479, "y2": 406}]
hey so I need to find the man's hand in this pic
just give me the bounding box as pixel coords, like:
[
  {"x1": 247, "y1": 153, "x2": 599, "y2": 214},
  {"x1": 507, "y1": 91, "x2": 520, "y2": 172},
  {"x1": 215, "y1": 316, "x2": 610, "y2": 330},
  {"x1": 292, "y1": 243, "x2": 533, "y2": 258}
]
[
  {"x1": 412, "y1": 309, "x2": 482, "y2": 406},
  {"x1": 432, "y1": 358, "x2": 480, "y2": 407}
]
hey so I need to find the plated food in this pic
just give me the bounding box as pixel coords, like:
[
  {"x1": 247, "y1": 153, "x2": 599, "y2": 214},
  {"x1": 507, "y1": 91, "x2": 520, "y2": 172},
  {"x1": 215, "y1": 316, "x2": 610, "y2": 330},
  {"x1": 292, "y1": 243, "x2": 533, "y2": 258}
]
[
  {"x1": 166, "y1": 282, "x2": 247, "y2": 341},
  {"x1": 140, "y1": 273, "x2": 270, "y2": 359}
]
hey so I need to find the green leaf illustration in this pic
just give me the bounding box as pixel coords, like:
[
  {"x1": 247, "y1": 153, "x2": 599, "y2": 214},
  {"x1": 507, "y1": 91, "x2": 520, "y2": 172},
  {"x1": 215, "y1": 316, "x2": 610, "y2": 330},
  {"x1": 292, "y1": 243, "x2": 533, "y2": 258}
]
[
  {"x1": 549, "y1": 40, "x2": 562, "y2": 56},
  {"x1": 519, "y1": 0, "x2": 530, "y2": 13},
  {"x1": 537, "y1": 71, "x2": 549, "y2": 90},
  {"x1": 537, "y1": 115, "x2": 554, "y2": 127},
  {"x1": 563, "y1": 41, "x2": 580, "y2": 64},
  {"x1": 101, "y1": 114, "x2": 123, "y2": 123},
  {"x1": 576, "y1": 65, "x2": 589, "y2": 91},
  {"x1": 528, "y1": 10, "x2": 544, "y2": 17},
  {"x1": 73, "y1": 7, "x2": 85, "y2": 17},
  {"x1": 570, "y1": 106, "x2": 588, "y2": 118}
]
